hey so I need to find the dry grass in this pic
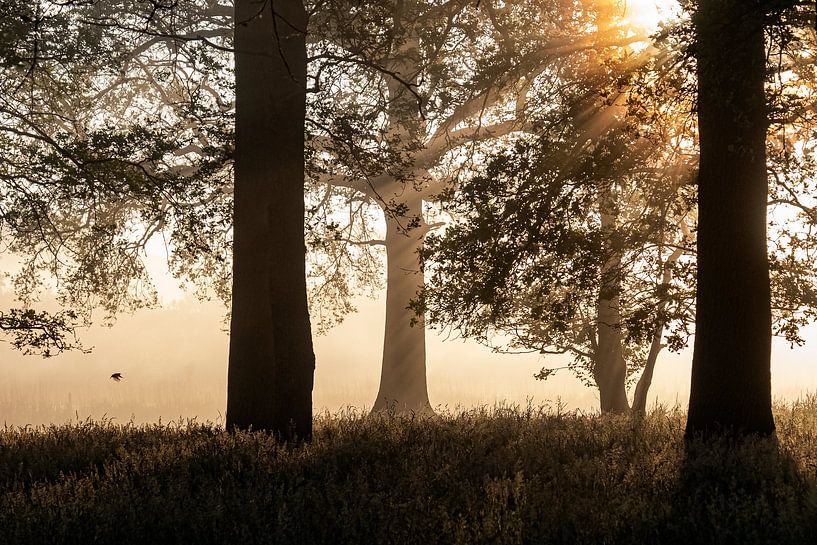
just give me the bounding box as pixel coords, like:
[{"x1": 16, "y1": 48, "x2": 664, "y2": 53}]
[{"x1": 2, "y1": 400, "x2": 817, "y2": 544}]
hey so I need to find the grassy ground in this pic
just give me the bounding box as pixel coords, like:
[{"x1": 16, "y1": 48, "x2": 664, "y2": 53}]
[{"x1": 2, "y1": 401, "x2": 817, "y2": 545}]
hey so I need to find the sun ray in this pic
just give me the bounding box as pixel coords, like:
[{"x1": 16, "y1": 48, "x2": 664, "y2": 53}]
[{"x1": 620, "y1": 0, "x2": 680, "y2": 33}]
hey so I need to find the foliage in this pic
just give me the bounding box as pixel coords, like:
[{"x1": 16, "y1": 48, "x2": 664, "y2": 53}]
[
  {"x1": 421, "y1": 133, "x2": 695, "y2": 386},
  {"x1": 3, "y1": 401, "x2": 817, "y2": 544},
  {"x1": 764, "y1": 0, "x2": 817, "y2": 345},
  {"x1": 0, "y1": 308, "x2": 84, "y2": 357},
  {"x1": 418, "y1": 15, "x2": 698, "y2": 388},
  {"x1": 302, "y1": 0, "x2": 645, "y2": 331},
  {"x1": 419, "y1": 3, "x2": 817, "y2": 390},
  {"x1": 0, "y1": 0, "x2": 234, "y2": 329}
]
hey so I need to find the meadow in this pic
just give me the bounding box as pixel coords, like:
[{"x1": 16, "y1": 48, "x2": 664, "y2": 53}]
[{"x1": 3, "y1": 401, "x2": 817, "y2": 544}]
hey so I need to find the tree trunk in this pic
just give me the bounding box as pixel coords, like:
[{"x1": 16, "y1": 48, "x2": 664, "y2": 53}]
[
  {"x1": 594, "y1": 305, "x2": 630, "y2": 413},
  {"x1": 594, "y1": 185, "x2": 630, "y2": 414},
  {"x1": 632, "y1": 325, "x2": 663, "y2": 414},
  {"x1": 226, "y1": 0, "x2": 315, "y2": 439},
  {"x1": 632, "y1": 246, "x2": 681, "y2": 414},
  {"x1": 372, "y1": 195, "x2": 432, "y2": 413},
  {"x1": 370, "y1": 6, "x2": 431, "y2": 414},
  {"x1": 686, "y1": 1, "x2": 774, "y2": 436}
]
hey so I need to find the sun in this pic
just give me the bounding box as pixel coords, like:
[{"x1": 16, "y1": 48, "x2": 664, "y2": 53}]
[{"x1": 621, "y1": 0, "x2": 680, "y2": 33}]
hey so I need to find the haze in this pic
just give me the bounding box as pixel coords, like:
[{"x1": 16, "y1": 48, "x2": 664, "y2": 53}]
[
  {"x1": 4, "y1": 267, "x2": 816, "y2": 426},
  {"x1": 1, "y1": 0, "x2": 814, "y2": 431}
]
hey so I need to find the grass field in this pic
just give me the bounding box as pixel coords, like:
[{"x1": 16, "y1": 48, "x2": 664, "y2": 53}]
[{"x1": 2, "y1": 401, "x2": 817, "y2": 545}]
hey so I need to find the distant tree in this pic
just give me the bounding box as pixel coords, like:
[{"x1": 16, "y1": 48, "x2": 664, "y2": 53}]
[
  {"x1": 304, "y1": 0, "x2": 651, "y2": 413},
  {"x1": 418, "y1": 48, "x2": 699, "y2": 414},
  {"x1": 225, "y1": 0, "x2": 315, "y2": 437}
]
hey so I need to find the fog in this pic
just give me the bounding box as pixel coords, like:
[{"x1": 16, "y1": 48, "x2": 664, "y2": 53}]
[
  {"x1": 3, "y1": 275, "x2": 817, "y2": 427},
  {"x1": 3, "y1": 221, "x2": 815, "y2": 426}
]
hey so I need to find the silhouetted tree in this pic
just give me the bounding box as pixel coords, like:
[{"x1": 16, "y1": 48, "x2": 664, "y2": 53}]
[
  {"x1": 225, "y1": 0, "x2": 315, "y2": 438},
  {"x1": 415, "y1": 5, "x2": 698, "y2": 414},
  {"x1": 3, "y1": 1, "x2": 316, "y2": 434},
  {"x1": 420, "y1": 2, "x2": 817, "y2": 415},
  {"x1": 419, "y1": 92, "x2": 697, "y2": 415},
  {"x1": 686, "y1": 1, "x2": 774, "y2": 436}
]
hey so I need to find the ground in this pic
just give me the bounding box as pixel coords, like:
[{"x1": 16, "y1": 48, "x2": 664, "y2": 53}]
[{"x1": 3, "y1": 401, "x2": 817, "y2": 544}]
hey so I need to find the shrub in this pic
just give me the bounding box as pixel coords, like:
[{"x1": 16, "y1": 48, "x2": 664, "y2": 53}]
[{"x1": 2, "y1": 401, "x2": 817, "y2": 544}]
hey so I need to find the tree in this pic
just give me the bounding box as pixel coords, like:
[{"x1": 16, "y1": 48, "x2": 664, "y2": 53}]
[
  {"x1": 686, "y1": 0, "x2": 817, "y2": 435},
  {"x1": 226, "y1": 0, "x2": 315, "y2": 437},
  {"x1": 686, "y1": 1, "x2": 774, "y2": 436},
  {"x1": 420, "y1": 2, "x2": 817, "y2": 415},
  {"x1": 304, "y1": 0, "x2": 651, "y2": 413},
  {"x1": 1, "y1": 0, "x2": 315, "y2": 434},
  {"x1": 412, "y1": 3, "x2": 698, "y2": 414},
  {"x1": 419, "y1": 85, "x2": 697, "y2": 415}
]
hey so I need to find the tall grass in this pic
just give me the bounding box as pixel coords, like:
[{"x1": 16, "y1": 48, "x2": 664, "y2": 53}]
[{"x1": 2, "y1": 401, "x2": 817, "y2": 544}]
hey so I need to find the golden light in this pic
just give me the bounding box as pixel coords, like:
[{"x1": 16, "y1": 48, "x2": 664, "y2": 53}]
[{"x1": 621, "y1": 0, "x2": 679, "y2": 34}]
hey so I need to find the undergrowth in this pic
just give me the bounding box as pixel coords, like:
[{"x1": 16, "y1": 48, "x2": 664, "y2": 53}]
[{"x1": 2, "y1": 400, "x2": 817, "y2": 544}]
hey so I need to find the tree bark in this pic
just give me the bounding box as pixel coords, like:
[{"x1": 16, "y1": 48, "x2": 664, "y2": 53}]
[
  {"x1": 632, "y1": 325, "x2": 663, "y2": 414},
  {"x1": 632, "y1": 245, "x2": 682, "y2": 414},
  {"x1": 372, "y1": 194, "x2": 432, "y2": 413},
  {"x1": 370, "y1": 6, "x2": 431, "y2": 414},
  {"x1": 594, "y1": 185, "x2": 630, "y2": 414},
  {"x1": 686, "y1": 1, "x2": 774, "y2": 436},
  {"x1": 226, "y1": 0, "x2": 315, "y2": 438},
  {"x1": 595, "y1": 301, "x2": 630, "y2": 413}
]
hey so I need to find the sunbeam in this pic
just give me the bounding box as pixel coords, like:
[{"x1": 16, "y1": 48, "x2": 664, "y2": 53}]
[{"x1": 621, "y1": 0, "x2": 680, "y2": 33}]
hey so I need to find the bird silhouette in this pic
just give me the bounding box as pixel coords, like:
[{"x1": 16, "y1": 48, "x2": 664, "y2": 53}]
[{"x1": 110, "y1": 373, "x2": 123, "y2": 382}]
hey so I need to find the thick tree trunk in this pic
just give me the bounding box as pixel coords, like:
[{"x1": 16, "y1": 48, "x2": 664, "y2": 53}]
[
  {"x1": 226, "y1": 0, "x2": 315, "y2": 438},
  {"x1": 370, "y1": 6, "x2": 431, "y2": 414},
  {"x1": 686, "y1": 1, "x2": 774, "y2": 436},
  {"x1": 372, "y1": 195, "x2": 432, "y2": 413},
  {"x1": 594, "y1": 186, "x2": 630, "y2": 414}
]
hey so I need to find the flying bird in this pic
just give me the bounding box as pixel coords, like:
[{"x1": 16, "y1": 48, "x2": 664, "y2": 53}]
[{"x1": 110, "y1": 373, "x2": 123, "y2": 382}]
